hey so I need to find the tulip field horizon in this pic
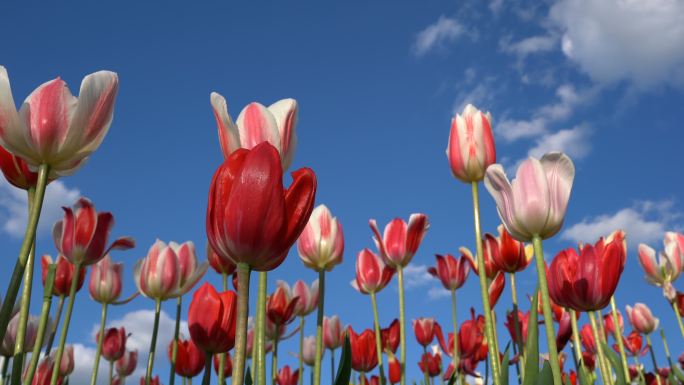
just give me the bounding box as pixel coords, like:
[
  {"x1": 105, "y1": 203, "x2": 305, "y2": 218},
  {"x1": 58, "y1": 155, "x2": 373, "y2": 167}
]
[{"x1": 1, "y1": 2, "x2": 684, "y2": 385}]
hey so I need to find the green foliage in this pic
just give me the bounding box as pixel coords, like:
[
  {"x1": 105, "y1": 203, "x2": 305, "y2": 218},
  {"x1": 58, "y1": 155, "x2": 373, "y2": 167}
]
[
  {"x1": 601, "y1": 342, "x2": 627, "y2": 385},
  {"x1": 244, "y1": 366, "x2": 253, "y2": 385},
  {"x1": 522, "y1": 290, "x2": 540, "y2": 385},
  {"x1": 499, "y1": 344, "x2": 511, "y2": 385},
  {"x1": 334, "y1": 335, "x2": 352, "y2": 385}
]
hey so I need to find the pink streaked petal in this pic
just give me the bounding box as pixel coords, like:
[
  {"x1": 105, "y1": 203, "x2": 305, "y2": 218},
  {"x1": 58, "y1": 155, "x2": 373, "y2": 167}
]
[
  {"x1": 317, "y1": 204, "x2": 333, "y2": 240},
  {"x1": 383, "y1": 218, "x2": 408, "y2": 264},
  {"x1": 59, "y1": 207, "x2": 76, "y2": 259},
  {"x1": 210, "y1": 92, "x2": 241, "y2": 158},
  {"x1": 25, "y1": 78, "x2": 72, "y2": 159},
  {"x1": 0, "y1": 67, "x2": 31, "y2": 160},
  {"x1": 268, "y1": 98, "x2": 298, "y2": 170},
  {"x1": 511, "y1": 158, "x2": 550, "y2": 238},
  {"x1": 484, "y1": 164, "x2": 529, "y2": 241},
  {"x1": 69, "y1": 71, "x2": 119, "y2": 145},
  {"x1": 405, "y1": 213, "x2": 429, "y2": 258},
  {"x1": 74, "y1": 198, "x2": 97, "y2": 249},
  {"x1": 446, "y1": 116, "x2": 466, "y2": 180},
  {"x1": 539, "y1": 152, "x2": 575, "y2": 238},
  {"x1": 235, "y1": 102, "x2": 281, "y2": 152},
  {"x1": 82, "y1": 212, "x2": 114, "y2": 265},
  {"x1": 175, "y1": 241, "x2": 197, "y2": 284},
  {"x1": 637, "y1": 244, "x2": 662, "y2": 284},
  {"x1": 368, "y1": 219, "x2": 387, "y2": 257}
]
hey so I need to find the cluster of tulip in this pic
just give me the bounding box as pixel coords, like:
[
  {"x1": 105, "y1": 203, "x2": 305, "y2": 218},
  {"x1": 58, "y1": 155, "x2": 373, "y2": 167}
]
[{"x1": 0, "y1": 65, "x2": 684, "y2": 385}]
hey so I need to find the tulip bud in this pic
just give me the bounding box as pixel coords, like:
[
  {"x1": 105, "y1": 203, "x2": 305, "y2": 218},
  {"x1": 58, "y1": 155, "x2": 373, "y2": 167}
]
[
  {"x1": 580, "y1": 324, "x2": 597, "y2": 354},
  {"x1": 626, "y1": 303, "x2": 659, "y2": 335},
  {"x1": 348, "y1": 327, "x2": 378, "y2": 373},
  {"x1": 116, "y1": 350, "x2": 138, "y2": 376},
  {"x1": 302, "y1": 336, "x2": 316, "y2": 366},
  {"x1": 297, "y1": 204, "x2": 345, "y2": 272},
  {"x1": 323, "y1": 316, "x2": 344, "y2": 351},
  {"x1": 213, "y1": 352, "x2": 232, "y2": 378},
  {"x1": 41, "y1": 254, "x2": 86, "y2": 297},
  {"x1": 290, "y1": 280, "x2": 319, "y2": 317},
  {"x1": 100, "y1": 327, "x2": 127, "y2": 361},
  {"x1": 1, "y1": 313, "x2": 40, "y2": 356},
  {"x1": 188, "y1": 283, "x2": 237, "y2": 353},
  {"x1": 89, "y1": 255, "x2": 123, "y2": 304},
  {"x1": 412, "y1": 318, "x2": 436, "y2": 347},
  {"x1": 351, "y1": 249, "x2": 395, "y2": 295},
  {"x1": 446, "y1": 104, "x2": 496, "y2": 183},
  {"x1": 169, "y1": 338, "x2": 205, "y2": 378},
  {"x1": 369, "y1": 214, "x2": 429, "y2": 268}
]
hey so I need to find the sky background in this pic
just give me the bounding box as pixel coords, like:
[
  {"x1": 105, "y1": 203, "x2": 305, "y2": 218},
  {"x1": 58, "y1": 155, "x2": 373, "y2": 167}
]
[{"x1": 1, "y1": 0, "x2": 684, "y2": 384}]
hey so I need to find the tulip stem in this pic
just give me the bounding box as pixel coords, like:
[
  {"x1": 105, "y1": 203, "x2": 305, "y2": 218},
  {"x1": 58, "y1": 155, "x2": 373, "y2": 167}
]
[
  {"x1": 145, "y1": 299, "x2": 162, "y2": 385},
  {"x1": 0, "y1": 164, "x2": 49, "y2": 348},
  {"x1": 530, "y1": 235, "x2": 562, "y2": 385},
  {"x1": 256, "y1": 271, "x2": 267, "y2": 385},
  {"x1": 232, "y1": 264, "x2": 251, "y2": 385},
  {"x1": 298, "y1": 317, "x2": 304, "y2": 385},
  {"x1": 588, "y1": 311, "x2": 612, "y2": 385},
  {"x1": 449, "y1": 289, "x2": 463, "y2": 385},
  {"x1": 169, "y1": 296, "x2": 182, "y2": 385},
  {"x1": 568, "y1": 309, "x2": 586, "y2": 376},
  {"x1": 509, "y1": 273, "x2": 524, "y2": 384},
  {"x1": 219, "y1": 271, "x2": 227, "y2": 385},
  {"x1": 0, "y1": 358, "x2": 8, "y2": 385},
  {"x1": 313, "y1": 271, "x2": 326, "y2": 385},
  {"x1": 330, "y1": 350, "x2": 335, "y2": 384},
  {"x1": 633, "y1": 355, "x2": 646, "y2": 384},
  {"x1": 397, "y1": 267, "x2": 407, "y2": 385},
  {"x1": 45, "y1": 295, "x2": 65, "y2": 356},
  {"x1": 201, "y1": 352, "x2": 212, "y2": 385},
  {"x1": 90, "y1": 302, "x2": 110, "y2": 385},
  {"x1": 23, "y1": 265, "x2": 55, "y2": 385},
  {"x1": 370, "y1": 292, "x2": 386, "y2": 385},
  {"x1": 645, "y1": 335, "x2": 662, "y2": 385},
  {"x1": 421, "y1": 346, "x2": 430, "y2": 385},
  {"x1": 660, "y1": 328, "x2": 674, "y2": 367},
  {"x1": 109, "y1": 360, "x2": 114, "y2": 385},
  {"x1": 470, "y1": 182, "x2": 501, "y2": 385},
  {"x1": 271, "y1": 336, "x2": 279, "y2": 385},
  {"x1": 49, "y1": 262, "x2": 82, "y2": 385},
  {"x1": 609, "y1": 297, "x2": 630, "y2": 382},
  {"x1": 671, "y1": 301, "x2": 684, "y2": 339}
]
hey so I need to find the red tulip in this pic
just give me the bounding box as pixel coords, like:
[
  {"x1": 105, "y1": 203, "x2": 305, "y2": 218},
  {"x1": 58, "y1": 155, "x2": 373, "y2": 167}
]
[
  {"x1": 53, "y1": 198, "x2": 135, "y2": 266},
  {"x1": 489, "y1": 271, "x2": 506, "y2": 307},
  {"x1": 618, "y1": 330, "x2": 647, "y2": 357},
  {"x1": 418, "y1": 349, "x2": 442, "y2": 378},
  {"x1": 381, "y1": 319, "x2": 400, "y2": 354},
  {"x1": 140, "y1": 376, "x2": 160, "y2": 385},
  {"x1": 582, "y1": 351, "x2": 596, "y2": 372},
  {"x1": 505, "y1": 310, "x2": 530, "y2": 345},
  {"x1": 116, "y1": 350, "x2": 138, "y2": 376},
  {"x1": 89, "y1": 255, "x2": 123, "y2": 304},
  {"x1": 213, "y1": 352, "x2": 233, "y2": 378},
  {"x1": 488, "y1": 225, "x2": 534, "y2": 273},
  {"x1": 99, "y1": 327, "x2": 126, "y2": 361},
  {"x1": 556, "y1": 311, "x2": 574, "y2": 353},
  {"x1": 455, "y1": 309, "x2": 485, "y2": 359},
  {"x1": 369, "y1": 214, "x2": 429, "y2": 268},
  {"x1": 23, "y1": 357, "x2": 62, "y2": 385},
  {"x1": 562, "y1": 371, "x2": 577, "y2": 385},
  {"x1": 168, "y1": 338, "x2": 205, "y2": 378},
  {"x1": 348, "y1": 327, "x2": 378, "y2": 373},
  {"x1": 604, "y1": 310, "x2": 624, "y2": 336},
  {"x1": 351, "y1": 248, "x2": 395, "y2": 294},
  {"x1": 413, "y1": 317, "x2": 437, "y2": 347},
  {"x1": 323, "y1": 316, "x2": 344, "y2": 351},
  {"x1": 427, "y1": 254, "x2": 470, "y2": 291},
  {"x1": 41, "y1": 254, "x2": 85, "y2": 297},
  {"x1": 0, "y1": 146, "x2": 54, "y2": 190},
  {"x1": 275, "y1": 365, "x2": 299, "y2": 385},
  {"x1": 358, "y1": 374, "x2": 379, "y2": 385},
  {"x1": 266, "y1": 283, "x2": 300, "y2": 326},
  {"x1": 188, "y1": 283, "x2": 237, "y2": 353},
  {"x1": 206, "y1": 142, "x2": 316, "y2": 272},
  {"x1": 547, "y1": 230, "x2": 626, "y2": 311},
  {"x1": 580, "y1": 324, "x2": 597, "y2": 354},
  {"x1": 388, "y1": 354, "x2": 401, "y2": 384},
  {"x1": 446, "y1": 104, "x2": 496, "y2": 183},
  {"x1": 462, "y1": 243, "x2": 500, "y2": 280},
  {"x1": 207, "y1": 243, "x2": 236, "y2": 276}
]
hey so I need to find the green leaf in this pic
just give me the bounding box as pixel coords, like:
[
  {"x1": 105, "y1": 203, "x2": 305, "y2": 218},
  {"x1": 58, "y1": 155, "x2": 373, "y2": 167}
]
[
  {"x1": 447, "y1": 371, "x2": 457, "y2": 385},
  {"x1": 244, "y1": 366, "x2": 253, "y2": 385},
  {"x1": 577, "y1": 362, "x2": 594, "y2": 385},
  {"x1": 671, "y1": 361, "x2": 684, "y2": 382},
  {"x1": 522, "y1": 290, "x2": 540, "y2": 385},
  {"x1": 334, "y1": 335, "x2": 352, "y2": 385},
  {"x1": 601, "y1": 342, "x2": 627, "y2": 385},
  {"x1": 499, "y1": 344, "x2": 511, "y2": 385},
  {"x1": 534, "y1": 361, "x2": 552, "y2": 385}
]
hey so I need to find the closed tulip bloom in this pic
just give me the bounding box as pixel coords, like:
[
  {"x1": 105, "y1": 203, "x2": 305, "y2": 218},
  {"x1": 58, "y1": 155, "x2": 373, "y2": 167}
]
[
  {"x1": 604, "y1": 310, "x2": 624, "y2": 336},
  {"x1": 206, "y1": 142, "x2": 317, "y2": 272},
  {"x1": 427, "y1": 254, "x2": 470, "y2": 291},
  {"x1": 289, "y1": 279, "x2": 319, "y2": 317},
  {"x1": 351, "y1": 248, "x2": 395, "y2": 294},
  {"x1": 41, "y1": 254, "x2": 85, "y2": 297},
  {"x1": 369, "y1": 214, "x2": 429, "y2": 268},
  {"x1": 210, "y1": 94, "x2": 298, "y2": 170},
  {"x1": 418, "y1": 349, "x2": 442, "y2": 377},
  {"x1": 266, "y1": 283, "x2": 300, "y2": 326},
  {"x1": 348, "y1": 327, "x2": 378, "y2": 373},
  {"x1": 207, "y1": 243, "x2": 236, "y2": 276},
  {"x1": 100, "y1": 327, "x2": 126, "y2": 361},
  {"x1": 188, "y1": 283, "x2": 237, "y2": 353},
  {"x1": 619, "y1": 330, "x2": 647, "y2": 357},
  {"x1": 116, "y1": 350, "x2": 138, "y2": 376},
  {"x1": 547, "y1": 230, "x2": 626, "y2": 312},
  {"x1": 323, "y1": 315, "x2": 344, "y2": 351},
  {"x1": 580, "y1": 324, "x2": 597, "y2": 354},
  {"x1": 275, "y1": 365, "x2": 299, "y2": 385},
  {"x1": 488, "y1": 225, "x2": 534, "y2": 273},
  {"x1": 388, "y1": 354, "x2": 401, "y2": 384},
  {"x1": 446, "y1": 104, "x2": 496, "y2": 183},
  {"x1": 626, "y1": 303, "x2": 660, "y2": 335},
  {"x1": 457, "y1": 310, "x2": 485, "y2": 359},
  {"x1": 50, "y1": 344, "x2": 74, "y2": 376},
  {"x1": 0, "y1": 67, "x2": 119, "y2": 177},
  {"x1": 140, "y1": 376, "x2": 160, "y2": 385},
  {"x1": 381, "y1": 319, "x2": 400, "y2": 354},
  {"x1": 638, "y1": 232, "x2": 684, "y2": 286},
  {"x1": 169, "y1": 338, "x2": 205, "y2": 378},
  {"x1": 24, "y1": 357, "x2": 61, "y2": 385},
  {"x1": 505, "y1": 310, "x2": 530, "y2": 345},
  {"x1": 413, "y1": 318, "x2": 437, "y2": 347},
  {"x1": 213, "y1": 352, "x2": 233, "y2": 378},
  {"x1": 0, "y1": 146, "x2": 54, "y2": 189},
  {"x1": 484, "y1": 152, "x2": 575, "y2": 241},
  {"x1": 53, "y1": 197, "x2": 135, "y2": 266},
  {"x1": 462, "y1": 244, "x2": 499, "y2": 280},
  {"x1": 1, "y1": 313, "x2": 40, "y2": 356},
  {"x1": 297, "y1": 204, "x2": 344, "y2": 272},
  {"x1": 134, "y1": 240, "x2": 208, "y2": 301},
  {"x1": 302, "y1": 335, "x2": 316, "y2": 366},
  {"x1": 89, "y1": 255, "x2": 123, "y2": 304}
]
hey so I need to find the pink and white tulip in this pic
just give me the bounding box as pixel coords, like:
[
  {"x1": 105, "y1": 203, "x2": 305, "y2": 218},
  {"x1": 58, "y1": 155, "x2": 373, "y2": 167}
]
[
  {"x1": 116, "y1": 350, "x2": 138, "y2": 376},
  {"x1": 297, "y1": 204, "x2": 344, "y2": 272},
  {"x1": 369, "y1": 214, "x2": 429, "y2": 268},
  {"x1": 351, "y1": 249, "x2": 395, "y2": 294},
  {"x1": 302, "y1": 335, "x2": 317, "y2": 366},
  {"x1": 446, "y1": 104, "x2": 496, "y2": 183},
  {"x1": 323, "y1": 315, "x2": 344, "y2": 351},
  {"x1": 1, "y1": 313, "x2": 40, "y2": 356},
  {"x1": 290, "y1": 279, "x2": 319, "y2": 317},
  {"x1": 638, "y1": 232, "x2": 684, "y2": 286},
  {"x1": 0, "y1": 67, "x2": 119, "y2": 176},
  {"x1": 89, "y1": 255, "x2": 123, "y2": 304},
  {"x1": 484, "y1": 152, "x2": 575, "y2": 241},
  {"x1": 626, "y1": 303, "x2": 659, "y2": 335},
  {"x1": 134, "y1": 240, "x2": 208, "y2": 300},
  {"x1": 210, "y1": 93, "x2": 298, "y2": 170},
  {"x1": 51, "y1": 344, "x2": 75, "y2": 376}
]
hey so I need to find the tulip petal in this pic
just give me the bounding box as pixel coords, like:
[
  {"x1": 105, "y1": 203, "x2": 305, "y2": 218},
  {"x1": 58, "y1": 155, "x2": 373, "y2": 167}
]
[
  {"x1": 210, "y1": 92, "x2": 241, "y2": 158},
  {"x1": 511, "y1": 157, "x2": 550, "y2": 238},
  {"x1": 485, "y1": 164, "x2": 529, "y2": 241},
  {"x1": 0, "y1": 67, "x2": 31, "y2": 160},
  {"x1": 235, "y1": 102, "x2": 281, "y2": 152},
  {"x1": 539, "y1": 152, "x2": 575, "y2": 238},
  {"x1": 268, "y1": 98, "x2": 298, "y2": 170}
]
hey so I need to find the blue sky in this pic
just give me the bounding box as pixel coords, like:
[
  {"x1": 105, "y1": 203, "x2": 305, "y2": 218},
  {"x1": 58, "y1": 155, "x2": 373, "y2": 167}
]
[{"x1": 1, "y1": 1, "x2": 684, "y2": 384}]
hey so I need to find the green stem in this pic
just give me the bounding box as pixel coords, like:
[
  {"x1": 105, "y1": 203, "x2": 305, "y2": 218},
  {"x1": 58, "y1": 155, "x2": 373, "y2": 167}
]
[
  {"x1": 633, "y1": 355, "x2": 646, "y2": 384},
  {"x1": 1, "y1": 358, "x2": 8, "y2": 385},
  {"x1": 509, "y1": 273, "x2": 524, "y2": 384},
  {"x1": 23, "y1": 265, "x2": 55, "y2": 385},
  {"x1": 90, "y1": 303, "x2": 109, "y2": 385},
  {"x1": 671, "y1": 301, "x2": 684, "y2": 339},
  {"x1": 588, "y1": 312, "x2": 612, "y2": 385},
  {"x1": 49, "y1": 262, "x2": 82, "y2": 385},
  {"x1": 530, "y1": 235, "x2": 562, "y2": 385},
  {"x1": 109, "y1": 360, "x2": 114, "y2": 385},
  {"x1": 271, "y1": 336, "x2": 279, "y2": 385},
  {"x1": 645, "y1": 335, "x2": 662, "y2": 385},
  {"x1": 145, "y1": 299, "x2": 162, "y2": 385},
  {"x1": 660, "y1": 328, "x2": 674, "y2": 367},
  {"x1": 313, "y1": 271, "x2": 326, "y2": 385},
  {"x1": 422, "y1": 346, "x2": 429, "y2": 385},
  {"x1": 0, "y1": 165, "x2": 49, "y2": 348},
  {"x1": 609, "y1": 297, "x2": 630, "y2": 382},
  {"x1": 370, "y1": 292, "x2": 386, "y2": 385},
  {"x1": 232, "y1": 264, "x2": 251, "y2": 385},
  {"x1": 11, "y1": 223, "x2": 36, "y2": 385},
  {"x1": 218, "y1": 273, "x2": 226, "y2": 385},
  {"x1": 470, "y1": 182, "x2": 501, "y2": 385},
  {"x1": 298, "y1": 317, "x2": 304, "y2": 385},
  {"x1": 201, "y1": 352, "x2": 212, "y2": 385},
  {"x1": 169, "y1": 296, "x2": 182, "y2": 385},
  {"x1": 256, "y1": 272, "x2": 267, "y2": 385},
  {"x1": 569, "y1": 310, "x2": 586, "y2": 375},
  {"x1": 45, "y1": 296, "x2": 65, "y2": 356},
  {"x1": 330, "y1": 350, "x2": 335, "y2": 384},
  {"x1": 450, "y1": 289, "x2": 463, "y2": 385},
  {"x1": 397, "y1": 267, "x2": 407, "y2": 385}
]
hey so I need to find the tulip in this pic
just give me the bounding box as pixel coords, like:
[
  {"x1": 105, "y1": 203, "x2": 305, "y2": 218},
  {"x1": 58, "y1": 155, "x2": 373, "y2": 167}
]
[
  {"x1": 427, "y1": 254, "x2": 470, "y2": 291},
  {"x1": 638, "y1": 232, "x2": 684, "y2": 286},
  {"x1": 381, "y1": 319, "x2": 400, "y2": 354},
  {"x1": 580, "y1": 324, "x2": 598, "y2": 355},
  {"x1": 351, "y1": 249, "x2": 395, "y2": 294},
  {"x1": 50, "y1": 344, "x2": 74, "y2": 377},
  {"x1": 626, "y1": 304, "x2": 659, "y2": 335},
  {"x1": 454, "y1": 310, "x2": 485, "y2": 359},
  {"x1": 547, "y1": 230, "x2": 626, "y2": 312},
  {"x1": 169, "y1": 338, "x2": 205, "y2": 378},
  {"x1": 188, "y1": 283, "x2": 237, "y2": 354},
  {"x1": 446, "y1": 103, "x2": 496, "y2": 183},
  {"x1": 24, "y1": 357, "x2": 62, "y2": 385},
  {"x1": 213, "y1": 352, "x2": 233, "y2": 378},
  {"x1": 88, "y1": 255, "x2": 123, "y2": 304},
  {"x1": 0, "y1": 146, "x2": 54, "y2": 190},
  {"x1": 488, "y1": 271, "x2": 506, "y2": 308},
  {"x1": 323, "y1": 316, "x2": 344, "y2": 351},
  {"x1": 266, "y1": 284, "x2": 300, "y2": 327},
  {"x1": 140, "y1": 376, "x2": 160, "y2": 385},
  {"x1": 300, "y1": 336, "x2": 316, "y2": 367},
  {"x1": 487, "y1": 225, "x2": 534, "y2": 273},
  {"x1": 619, "y1": 330, "x2": 647, "y2": 357},
  {"x1": 41, "y1": 254, "x2": 86, "y2": 298},
  {"x1": 1, "y1": 313, "x2": 40, "y2": 356},
  {"x1": 112, "y1": 376, "x2": 122, "y2": 385},
  {"x1": 207, "y1": 243, "x2": 236, "y2": 277},
  {"x1": 369, "y1": 214, "x2": 429, "y2": 268},
  {"x1": 505, "y1": 310, "x2": 530, "y2": 345},
  {"x1": 418, "y1": 349, "x2": 442, "y2": 378},
  {"x1": 116, "y1": 350, "x2": 138, "y2": 377},
  {"x1": 604, "y1": 310, "x2": 624, "y2": 337},
  {"x1": 275, "y1": 365, "x2": 299, "y2": 385},
  {"x1": 348, "y1": 327, "x2": 378, "y2": 373},
  {"x1": 100, "y1": 327, "x2": 126, "y2": 361},
  {"x1": 285, "y1": 280, "x2": 317, "y2": 318},
  {"x1": 413, "y1": 318, "x2": 437, "y2": 347},
  {"x1": 297, "y1": 204, "x2": 344, "y2": 272},
  {"x1": 388, "y1": 354, "x2": 401, "y2": 384},
  {"x1": 210, "y1": 94, "x2": 298, "y2": 170}
]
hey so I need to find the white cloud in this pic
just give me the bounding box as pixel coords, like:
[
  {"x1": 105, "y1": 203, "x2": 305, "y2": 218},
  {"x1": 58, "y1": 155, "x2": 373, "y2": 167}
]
[
  {"x1": 527, "y1": 124, "x2": 592, "y2": 160},
  {"x1": 562, "y1": 200, "x2": 682, "y2": 247},
  {"x1": 489, "y1": 0, "x2": 504, "y2": 14},
  {"x1": 402, "y1": 264, "x2": 433, "y2": 289},
  {"x1": 452, "y1": 75, "x2": 501, "y2": 115},
  {"x1": 71, "y1": 343, "x2": 109, "y2": 385},
  {"x1": 0, "y1": 179, "x2": 80, "y2": 238},
  {"x1": 500, "y1": 35, "x2": 557, "y2": 58},
  {"x1": 427, "y1": 287, "x2": 450, "y2": 300},
  {"x1": 413, "y1": 16, "x2": 469, "y2": 56},
  {"x1": 550, "y1": 0, "x2": 684, "y2": 88}
]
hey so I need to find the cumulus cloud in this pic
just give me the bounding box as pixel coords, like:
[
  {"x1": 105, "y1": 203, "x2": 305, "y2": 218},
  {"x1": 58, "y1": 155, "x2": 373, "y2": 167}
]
[
  {"x1": 562, "y1": 200, "x2": 682, "y2": 247},
  {"x1": 452, "y1": 74, "x2": 501, "y2": 115},
  {"x1": 413, "y1": 16, "x2": 470, "y2": 56},
  {"x1": 500, "y1": 34, "x2": 558, "y2": 59},
  {"x1": 550, "y1": 0, "x2": 684, "y2": 88},
  {"x1": 0, "y1": 179, "x2": 80, "y2": 238},
  {"x1": 402, "y1": 264, "x2": 434, "y2": 289},
  {"x1": 527, "y1": 124, "x2": 592, "y2": 160},
  {"x1": 71, "y1": 344, "x2": 109, "y2": 385}
]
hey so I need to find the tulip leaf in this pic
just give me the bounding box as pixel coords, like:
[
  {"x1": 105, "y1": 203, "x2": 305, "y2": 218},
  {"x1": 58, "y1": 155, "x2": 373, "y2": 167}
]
[
  {"x1": 244, "y1": 366, "x2": 253, "y2": 385},
  {"x1": 447, "y1": 371, "x2": 457, "y2": 385},
  {"x1": 499, "y1": 343, "x2": 511, "y2": 385},
  {"x1": 577, "y1": 362, "x2": 594, "y2": 385},
  {"x1": 534, "y1": 361, "x2": 552, "y2": 385},
  {"x1": 671, "y1": 361, "x2": 684, "y2": 382},
  {"x1": 601, "y1": 342, "x2": 627, "y2": 385},
  {"x1": 334, "y1": 334, "x2": 352, "y2": 385},
  {"x1": 522, "y1": 290, "x2": 540, "y2": 385}
]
